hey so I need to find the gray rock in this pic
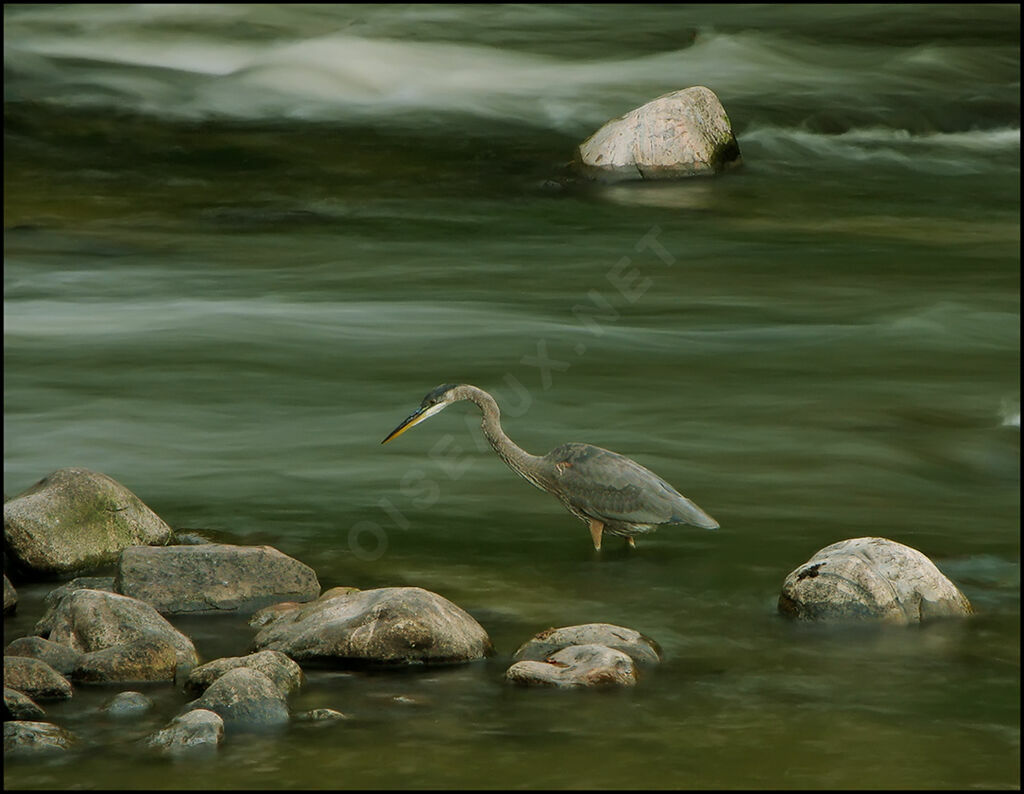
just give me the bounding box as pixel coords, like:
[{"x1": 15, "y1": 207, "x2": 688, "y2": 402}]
[
  {"x1": 252, "y1": 586, "x2": 494, "y2": 666},
  {"x1": 4, "y1": 720, "x2": 75, "y2": 755},
  {"x1": 186, "y1": 650, "x2": 303, "y2": 697},
  {"x1": 3, "y1": 656, "x2": 72, "y2": 701},
  {"x1": 4, "y1": 687, "x2": 45, "y2": 721},
  {"x1": 5, "y1": 636, "x2": 83, "y2": 675},
  {"x1": 115, "y1": 543, "x2": 320, "y2": 614},
  {"x1": 506, "y1": 644, "x2": 637, "y2": 688},
  {"x1": 575, "y1": 86, "x2": 742, "y2": 182},
  {"x1": 100, "y1": 690, "x2": 153, "y2": 718},
  {"x1": 44, "y1": 589, "x2": 198, "y2": 682},
  {"x1": 35, "y1": 577, "x2": 118, "y2": 636},
  {"x1": 4, "y1": 468, "x2": 173, "y2": 576},
  {"x1": 3, "y1": 574, "x2": 16, "y2": 615},
  {"x1": 513, "y1": 623, "x2": 661, "y2": 666},
  {"x1": 148, "y1": 708, "x2": 223, "y2": 756},
  {"x1": 778, "y1": 536, "x2": 974, "y2": 624},
  {"x1": 185, "y1": 667, "x2": 289, "y2": 730}
]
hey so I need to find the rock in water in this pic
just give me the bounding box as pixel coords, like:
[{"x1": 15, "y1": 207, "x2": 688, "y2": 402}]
[
  {"x1": 148, "y1": 709, "x2": 224, "y2": 756},
  {"x1": 43, "y1": 589, "x2": 199, "y2": 682},
  {"x1": 574, "y1": 86, "x2": 741, "y2": 181},
  {"x1": 3, "y1": 574, "x2": 16, "y2": 615},
  {"x1": 506, "y1": 644, "x2": 637, "y2": 688},
  {"x1": 513, "y1": 623, "x2": 661, "y2": 666},
  {"x1": 4, "y1": 468, "x2": 173, "y2": 576},
  {"x1": 778, "y1": 536, "x2": 973, "y2": 624},
  {"x1": 252, "y1": 586, "x2": 493, "y2": 666},
  {"x1": 185, "y1": 668, "x2": 289, "y2": 730},
  {"x1": 185, "y1": 650, "x2": 303, "y2": 697},
  {"x1": 2, "y1": 657, "x2": 73, "y2": 701},
  {"x1": 4, "y1": 721, "x2": 76, "y2": 756}
]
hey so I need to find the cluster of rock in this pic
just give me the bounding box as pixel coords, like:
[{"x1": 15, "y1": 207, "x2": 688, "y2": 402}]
[{"x1": 4, "y1": 467, "x2": 974, "y2": 758}]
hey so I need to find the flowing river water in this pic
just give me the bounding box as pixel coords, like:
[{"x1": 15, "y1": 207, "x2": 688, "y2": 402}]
[{"x1": 3, "y1": 4, "x2": 1019, "y2": 789}]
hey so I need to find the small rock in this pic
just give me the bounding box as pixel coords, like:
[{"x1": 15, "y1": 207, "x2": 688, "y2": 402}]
[
  {"x1": 252, "y1": 586, "x2": 493, "y2": 666},
  {"x1": 295, "y1": 708, "x2": 348, "y2": 723},
  {"x1": 513, "y1": 623, "x2": 661, "y2": 666},
  {"x1": 186, "y1": 650, "x2": 303, "y2": 697},
  {"x1": 43, "y1": 589, "x2": 199, "y2": 683},
  {"x1": 4, "y1": 688, "x2": 45, "y2": 721},
  {"x1": 778, "y1": 536, "x2": 974, "y2": 623},
  {"x1": 148, "y1": 709, "x2": 223, "y2": 756},
  {"x1": 115, "y1": 543, "x2": 320, "y2": 614},
  {"x1": 100, "y1": 690, "x2": 153, "y2": 718},
  {"x1": 5, "y1": 636, "x2": 83, "y2": 675},
  {"x1": 185, "y1": 667, "x2": 289, "y2": 730},
  {"x1": 3, "y1": 575, "x2": 16, "y2": 615},
  {"x1": 4, "y1": 720, "x2": 75, "y2": 755},
  {"x1": 3, "y1": 468, "x2": 173, "y2": 576},
  {"x1": 574, "y1": 86, "x2": 742, "y2": 182},
  {"x1": 506, "y1": 644, "x2": 637, "y2": 688},
  {"x1": 3, "y1": 656, "x2": 72, "y2": 701}
]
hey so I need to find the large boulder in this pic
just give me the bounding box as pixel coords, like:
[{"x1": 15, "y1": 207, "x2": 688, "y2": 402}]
[
  {"x1": 42, "y1": 589, "x2": 199, "y2": 682},
  {"x1": 506, "y1": 644, "x2": 637, "y2": 688},
  {"x1": 35, "y1": 577, "x2": 117, "y2": 635},
  {"x1": 4, "y1": 720, "x2": 75, "y2": 756},
  {"x1": 115, "y1": 544, "x2": 320, "y2": 614},
  {"x1": 4, "y1": 468, "x2": 173, "y2": 576},
  {"x1": 252, "y1": 586, "x2": 493, "y2": 666},
  {"x1": 2, "y1": 656, "x2": 72, "y2": 701},
  {"x1": 574, "y1": 86, "x2": 741, "y2": 182},
  {"x1": 778, "y1": 537, "x2": 974, "y2": 624},
  {"x1": 513, "y1": 623, "x2": 661, "y2": 666},
  {"x1": 184, "y1": 667, "x2": 289, "y2": 730},
  {"x1": 148, "y1": 709, "x2": 223, "y2": 756}
]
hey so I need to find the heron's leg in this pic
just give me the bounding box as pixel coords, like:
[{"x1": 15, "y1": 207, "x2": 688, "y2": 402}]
[
  {"x1": 626, "y1": 537, "x2": 636, "y2": 549},
  {"x1": 587, "y1": 519, "x2": 604, "y2": 550}
]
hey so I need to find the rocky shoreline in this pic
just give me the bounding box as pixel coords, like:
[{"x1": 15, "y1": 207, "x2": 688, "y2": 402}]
[{"x1": 4, "y1": 467, "x2": 973, "y2": 757}]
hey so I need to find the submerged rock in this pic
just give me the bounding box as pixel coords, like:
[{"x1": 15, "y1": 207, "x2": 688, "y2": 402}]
[
  {"x1": 252, "y1": 586, "x2": 493, "y2": 666},
  {"x1": 43, "y1": 589, "x2": 199, "y2": 682},
  {"x1": 506, "y1": 644, "x2": 637, "y2": 688},
  {"x1": 513, "y1": 623, "x2": 661, "y2": 666},
  {"x1": 3, "y1": 656, "x2": 72, "y2": 701},
  {"x1": 115, "y1": 543, "x2": 320, "y2": 614},
  {"x1": 148, "y1": 709, "x2": 224, "y2": 756},
  {"x1": 778, "y1": 536, "x2": 973, "y2": 624},
  {"x1": 4, "y1": 575, "x2": 16, "y2": 615},
  {"x1": 4, "y1": 720, "x2": 75, "y2": 756},
  {"x1": 99, "y1": 690, "x2": 153, "y2": 718},
  {"x1": 3, "y1": 468, "x2": 173, "y2": 577},
  {"x1": 5, "y1": 636, "x2": 84, "y2": 676},
  {"x1": 4, "y1": 687, "x2": 46, "y2": 721},
  {"x1": 185, "y1": 667, "x2": 289, "y2": 730},
  {"x1": 574, "y1": 86, "x2": 741, "y2": 182},
  {"x1": 186, "y1": 650, "x2": 303, "y2": 698}
]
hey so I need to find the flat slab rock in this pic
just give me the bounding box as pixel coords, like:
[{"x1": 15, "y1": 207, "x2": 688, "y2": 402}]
[
  {"x1": 513, "y1": 623, "x2": 661, "y2": 666},
  {"x1": 3, "y1": 468, "x2": 173, "y2": 576},
  {"x1": 506, "y1": 644, "x2": 637, "y2": 688},
  {"x1": 252, "y1": 586, "x2": 493, "y2": 666},
  {"x1": 778, "y1": 536, "x2": 974, "y2": 624},
  {"x1": 115, "y1": 543, "x2": 321, "y2": 614}
]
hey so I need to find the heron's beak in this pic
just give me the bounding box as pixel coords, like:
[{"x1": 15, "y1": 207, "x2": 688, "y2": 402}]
[{"x1": 381, "y1": 402, "x2": 447, "y2": 445}]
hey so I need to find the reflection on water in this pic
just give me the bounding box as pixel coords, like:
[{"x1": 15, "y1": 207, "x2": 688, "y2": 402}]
[{"x1": 3, "y1": 2, "x2": 1019, "y2": 790}]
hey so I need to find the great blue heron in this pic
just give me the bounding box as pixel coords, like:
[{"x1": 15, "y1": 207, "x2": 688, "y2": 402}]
[{"x1": 381, "y1": 383, "x2": 719, "y2": 550}]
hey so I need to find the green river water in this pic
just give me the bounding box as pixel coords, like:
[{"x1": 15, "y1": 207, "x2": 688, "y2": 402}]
[{"x1": 3, "y1": 4, "x2": 1019, "y2": 789}]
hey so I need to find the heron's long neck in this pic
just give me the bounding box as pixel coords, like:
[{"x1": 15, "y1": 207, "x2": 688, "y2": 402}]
[{"x1": 461, "y1": 386, "x2": 547, "y2": 491}]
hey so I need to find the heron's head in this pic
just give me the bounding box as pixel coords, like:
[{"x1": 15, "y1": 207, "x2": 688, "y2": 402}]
[{"x1": 381, "y1": 383, "x2": 460, "y2": 444}]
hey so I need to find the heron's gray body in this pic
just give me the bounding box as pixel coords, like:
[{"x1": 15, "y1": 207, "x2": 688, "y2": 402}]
[{"x1": 382, "y1": 383, "x2": 719, "y2": 549}]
